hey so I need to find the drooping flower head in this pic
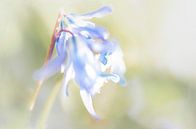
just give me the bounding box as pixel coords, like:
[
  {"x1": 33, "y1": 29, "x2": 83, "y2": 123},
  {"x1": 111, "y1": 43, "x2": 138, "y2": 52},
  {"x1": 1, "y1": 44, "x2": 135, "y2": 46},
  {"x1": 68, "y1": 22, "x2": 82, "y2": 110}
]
[{"x1": 34, "y1": 6, "x2": 126, "y2": 119}]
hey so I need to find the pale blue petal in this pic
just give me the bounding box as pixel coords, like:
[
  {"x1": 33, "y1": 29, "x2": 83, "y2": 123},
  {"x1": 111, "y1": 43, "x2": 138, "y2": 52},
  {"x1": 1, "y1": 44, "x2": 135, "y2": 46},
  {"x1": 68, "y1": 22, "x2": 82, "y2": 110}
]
[
  {"x1": 98, "y1": 41, "x2": 117, "y2": 64},
  {"x1": 80, "y1": 89, "x2": 100, "y2": 119},
  {"x1": 73, "y1": 57, "x2": 94, "y2": 92},
  {"x1": 78, "y1": 26, "x2": 108, "y2": 40},
  {"x1": 60, "y1": 19, "x2": 66, "y2": 29},
  {"x1": 71, "y1": 37, "x2": 94, "y2": 92},
  {"x1": 33, "y1": 53, "x2": 66, "y2": 81},
  {"x1": 78, "y1": 34, "x2": 116, "y2": 53},
  {"x1": 100, "y1": 73, "x2": 120, "y2": 83},
  {"x1": 62, "y1": 64, "x2": 74, "y2": 96},
  {"x1": 107, "y1": 46, "x2": 126, "y2": 75},
  {"x1": 119, "y1": 75, "x2": 126, "y2": 86},
  {"x1": 100, "y1": 72, "x2": 126, "y2": 86},
  {"x1": 34, "y1": 34, "x2": 68, "y2": 81},
  {"x1": 56, "y1": 32, "x2": 66, "y2": 55},
  {"x1": 66, "y1": 14, "x2": 95, "y2": 28},
  {"x1": 99, "y1": 52, "x2": 108, "y2": 65},
  {"x1": 80, "y1": 6, "x2": 112, "y2": 19},
  {"x1": 65, "y1": 15, "x2": 75, "y2": 25}
]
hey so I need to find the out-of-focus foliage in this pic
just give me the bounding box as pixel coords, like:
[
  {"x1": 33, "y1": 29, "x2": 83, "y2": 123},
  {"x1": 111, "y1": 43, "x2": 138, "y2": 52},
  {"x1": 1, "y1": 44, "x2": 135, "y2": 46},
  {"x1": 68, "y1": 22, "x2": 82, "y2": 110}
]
[{"x1": 0, "y1": 0, "x2": 196, "y2": 129}]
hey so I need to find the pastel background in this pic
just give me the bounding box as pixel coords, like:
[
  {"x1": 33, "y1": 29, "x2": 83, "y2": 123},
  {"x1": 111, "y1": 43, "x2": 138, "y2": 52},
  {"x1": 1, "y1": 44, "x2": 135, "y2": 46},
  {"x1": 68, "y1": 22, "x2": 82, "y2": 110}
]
[{"x1": 0, "y1": 0, "x2": 196, "y2": 129}]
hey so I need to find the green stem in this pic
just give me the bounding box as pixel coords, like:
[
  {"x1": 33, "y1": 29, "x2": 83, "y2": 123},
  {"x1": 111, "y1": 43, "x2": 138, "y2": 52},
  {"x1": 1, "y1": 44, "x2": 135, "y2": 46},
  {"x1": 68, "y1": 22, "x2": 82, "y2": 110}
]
[{"x1": 37, "y1": 81, "x2": 62, "y2": 129}]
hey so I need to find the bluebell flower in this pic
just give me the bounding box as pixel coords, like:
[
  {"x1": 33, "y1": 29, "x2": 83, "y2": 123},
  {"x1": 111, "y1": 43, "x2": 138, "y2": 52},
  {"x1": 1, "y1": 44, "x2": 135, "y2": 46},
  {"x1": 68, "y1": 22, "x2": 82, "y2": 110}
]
[{"x1": 34, "y1": 6, "x2": 126, "y2": 119}]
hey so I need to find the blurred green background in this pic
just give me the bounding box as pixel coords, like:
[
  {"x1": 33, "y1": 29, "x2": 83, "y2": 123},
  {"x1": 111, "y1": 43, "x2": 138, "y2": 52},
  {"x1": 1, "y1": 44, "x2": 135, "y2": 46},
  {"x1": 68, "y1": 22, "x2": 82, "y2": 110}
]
[{"x1": 0, "y1": 0, "x2": 196, "y2": 129}]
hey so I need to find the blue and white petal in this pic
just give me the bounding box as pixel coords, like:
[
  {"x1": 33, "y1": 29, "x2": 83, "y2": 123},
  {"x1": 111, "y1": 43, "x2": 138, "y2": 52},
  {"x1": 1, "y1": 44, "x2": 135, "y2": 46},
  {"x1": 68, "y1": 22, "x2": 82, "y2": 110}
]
[
  {"x1": 33, "y1": 36, "x2": 67, "y2": 81},
  {"x1": 78, "y1": 35, "x2": 115, "y2": 53},
  {"x1": 71, "y1": 40, "x2": 94, "y2": 92},
  {"x1": 90, "y1": 77, "x2": 105, "y2": 95},
  {"x1": 90, "y1": 73, "x2": 120, "y2": 95},
  {"x1": 77, "y1": 26, "x2": 109, "y2": 40},
  {"x1": 62, "y1": 64, "x2": 75, "y2": 96},
  {"x1": 33, "y1": 55, "x2": 65, "y2": 81},
  {"x1": 66, "y1": 14, "x2": 95, "y2": 28},
  {"x1": 80, "y1": 89, "x2": 99, "y2": 119},
  {"x1": 101, "y1": 46, "x2": 126, "y2": 75},
  {"x1": 56, "y1": 32, "x2": 66, "y2": 55},
  {"x1": 79, "y1": 6, "x2": 112, "y2": 19}
]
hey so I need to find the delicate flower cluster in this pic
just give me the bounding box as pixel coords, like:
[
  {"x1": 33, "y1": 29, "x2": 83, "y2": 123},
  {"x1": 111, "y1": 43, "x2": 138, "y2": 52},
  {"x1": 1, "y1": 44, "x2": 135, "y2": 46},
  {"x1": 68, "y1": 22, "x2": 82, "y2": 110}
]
[{"x1": 34, "y1": 6, "x2": 126, "y2": 119}]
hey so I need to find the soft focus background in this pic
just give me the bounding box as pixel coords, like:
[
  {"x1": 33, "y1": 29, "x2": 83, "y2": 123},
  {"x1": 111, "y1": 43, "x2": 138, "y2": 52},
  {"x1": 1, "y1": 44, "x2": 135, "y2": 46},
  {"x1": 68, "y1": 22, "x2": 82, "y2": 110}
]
[{"x1": 0, "y1": 0, "x2": 196, "y2": 129}]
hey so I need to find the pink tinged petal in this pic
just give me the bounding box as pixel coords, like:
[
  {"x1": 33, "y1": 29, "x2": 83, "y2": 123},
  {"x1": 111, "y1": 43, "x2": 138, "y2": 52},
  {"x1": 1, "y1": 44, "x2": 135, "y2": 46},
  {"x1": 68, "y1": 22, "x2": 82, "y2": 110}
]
[{"x1": 80, "y1": 90, "x2": 100, "y2": 119}]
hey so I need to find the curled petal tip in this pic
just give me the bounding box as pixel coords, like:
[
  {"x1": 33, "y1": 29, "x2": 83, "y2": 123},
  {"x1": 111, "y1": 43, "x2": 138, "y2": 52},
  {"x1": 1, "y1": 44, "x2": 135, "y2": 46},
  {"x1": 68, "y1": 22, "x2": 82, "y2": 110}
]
[
  {"x1": 119, "y1": 76, "x2": 126, "y2": 86},
  {"x1": 97, "y1": 6, "x2": 112, "y2": 14},
  {"x1": 93, "y1": 114, "x2": 101, "y2": 121},
  {"x1": 80, "y1": 6, "x2": 112, "y2": 19},
  {"x1": 80, "y1": 90, "x2": 99, "y2": 119}
]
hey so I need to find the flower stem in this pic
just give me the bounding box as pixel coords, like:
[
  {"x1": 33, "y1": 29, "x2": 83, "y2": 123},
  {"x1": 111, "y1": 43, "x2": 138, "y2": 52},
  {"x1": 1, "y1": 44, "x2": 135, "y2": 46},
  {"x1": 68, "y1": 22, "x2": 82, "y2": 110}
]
[
  {"x1": 29, "y1": 81, "x2": 43, "y2": 111},
  {"x1": 37, "y1": 81, "x2": 62, "y2": 129}
]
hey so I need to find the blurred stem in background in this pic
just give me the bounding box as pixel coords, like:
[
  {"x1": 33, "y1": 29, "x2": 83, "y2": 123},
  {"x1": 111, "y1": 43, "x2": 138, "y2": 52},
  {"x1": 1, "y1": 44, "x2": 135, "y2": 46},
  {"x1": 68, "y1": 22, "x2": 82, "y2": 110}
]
[{"x1": 37, "y1": 81, "x2": 62, "y2": 129}]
